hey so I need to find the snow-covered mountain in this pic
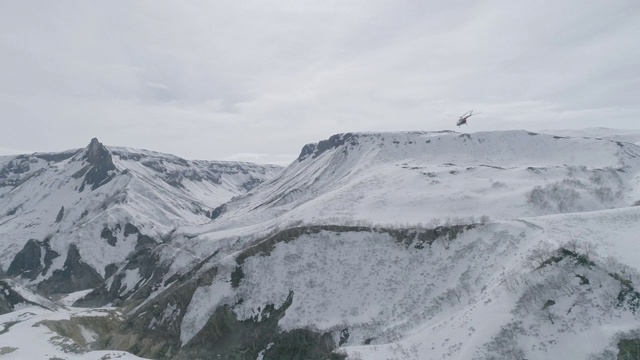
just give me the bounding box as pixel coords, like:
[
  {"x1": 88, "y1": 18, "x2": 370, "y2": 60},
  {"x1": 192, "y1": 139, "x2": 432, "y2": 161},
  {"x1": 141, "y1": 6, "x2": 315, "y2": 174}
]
[
  {"x1": 87, "y1": 129, "x2": 640, "y2": 359},
  {"x1": 186, "y1": 130, "x2": 640, "y2": 235},
  {"x1": 0, "y1": 138, "x2": 281, "y2": 295},
  {"x1": 2, "y1": 129, "x2": 640, "y2": 359}
]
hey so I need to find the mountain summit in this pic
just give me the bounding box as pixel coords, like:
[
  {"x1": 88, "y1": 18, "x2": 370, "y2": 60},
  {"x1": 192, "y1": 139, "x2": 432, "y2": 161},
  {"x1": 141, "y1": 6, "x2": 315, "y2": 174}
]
[
  {"x1": 78, "y1": 137, "x2": 117, "y2": 191},
  {"x1": 85, "y1": 137, "x2": 112, "y2": 165}
]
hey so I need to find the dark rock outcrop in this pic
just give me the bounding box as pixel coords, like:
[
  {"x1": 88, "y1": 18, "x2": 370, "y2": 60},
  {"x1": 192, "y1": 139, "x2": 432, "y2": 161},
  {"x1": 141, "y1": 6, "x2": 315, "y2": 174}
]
[
  {"x1": 101, "y1": 228, "x2": 117, "y2": 247},
  {"x1": 7, "y1": 239, "x2": 59, "y2": 280},
  {"x1": 0, "y1": 156, "x2": 30, "y2": 176},
  {"x1": 74, "y1": 247, "x2": 166, "y2": 308},
  {"x1": 0, "y1": 281, "x2": 42, "y2": 315},
  {"x1": 37, "y1": 244, "x2": 103, "y2": 295},
  {"x1": 79, "y1": 138, "x2": 117, "y2": 191},
  {"x1": 106, "y1": 286, "x2": 341, "y2": 360},
  {"x1": 123, "y1": 223, "x2": 139, "y2": 237},
  {"x1": 122, "y1": 223, "x2": 157, "y2": 251},
  {"x1": 74, "y1": 230, "x2": 163, "y2": 308},
  {"x1": 240, "y1": 176, "x2": 263, "y2": 191},
  {"x1": 298, "y1": 133, "x2": 359, "y2": 161},
  {"x1": 104, "y1": 264, "x2": 119, "y2": 279},
  {"x1": 297, "y1": 143, "x2": 317, "y2": 162},
  {"x1": 207, "y1": 203, "x2": 227, "y2": 220},
  {"x1": 55, "y1": 206, "x2": 64, "y2": 223}
]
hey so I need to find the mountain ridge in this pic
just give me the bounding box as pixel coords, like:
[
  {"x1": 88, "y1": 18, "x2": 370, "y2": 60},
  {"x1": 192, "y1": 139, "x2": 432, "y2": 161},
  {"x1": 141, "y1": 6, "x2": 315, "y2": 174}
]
[
  {"x1": 2, "y1": 129, "x2": 640, "y2": 359},
  {"x1": 0, "y1": 138, "x2": 282, "y2": 296}
]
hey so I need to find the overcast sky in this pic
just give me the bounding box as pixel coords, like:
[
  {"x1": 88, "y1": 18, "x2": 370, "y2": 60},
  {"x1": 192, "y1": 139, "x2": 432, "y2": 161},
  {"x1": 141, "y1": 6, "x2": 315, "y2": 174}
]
[{"x1": 1, "y1": 1, "x2": 639, "y2": 165}]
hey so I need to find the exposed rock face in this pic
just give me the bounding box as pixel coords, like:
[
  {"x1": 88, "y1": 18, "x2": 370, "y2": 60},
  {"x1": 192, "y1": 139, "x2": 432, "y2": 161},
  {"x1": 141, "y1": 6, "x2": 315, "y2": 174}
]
[
  {"x1": 101, "y1": 227, "x2": 117, "y2": 247},
  {"x1": 103, "y1": 266, "x2": 217, "y2": 358},
  {"x1": 207, "y1": 203, "x2": 226, "y2": 220},
  {"x1": 6, "y1": 239, "x2": 59, "y2": 280},
  {"x1": 178, "y1": 292, "x2": 340, "y2": 360},
  {"x1": 37, "y1": 244, "x2": 103, "y2": 295},
  {"x1": 0, "y1": 281, "x2": 41, "y2": 315},
  {"x1": 74, "y1": 228, "x2": 164, "y2": 308},
  {"x1": 85, "y1": 138, "x2": 113, "y2": 166},
  {"x1": 240, "y1": 176, "x2": 264, "y2": 191},
  {"x1": 123, "y1": 223, "x2": 139, "y2": 237},
  {"x1": 55, "y1": 206, "x2": 64, "y2": 223},
  {"x1": 80, "y1": 138, "x2": 117, "y2": 191},
  {"x1": 0, "y1": 156, "x2": 38, "y2": 189},
  {"x1": 123, "y1": 223, "x2": 158, "y2": 251},
  {"x1": 297, "y1": 143, "x2": 317, "y2": 162},
  {"x1": 0, "y1": 150, "x2": 81, "y2": 189},
  {"x1": 297, "y1": 133, "x2": 359, "y2": 161},
  {"x1": 0, "y1": 156, "x2": 30, "y2": 176}
]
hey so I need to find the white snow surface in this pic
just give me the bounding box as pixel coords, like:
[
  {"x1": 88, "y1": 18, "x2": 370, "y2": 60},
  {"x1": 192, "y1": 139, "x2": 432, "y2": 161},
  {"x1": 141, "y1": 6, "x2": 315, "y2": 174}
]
[{"x1": 58, "y1": 289, "x2": 96, "y2": 307}]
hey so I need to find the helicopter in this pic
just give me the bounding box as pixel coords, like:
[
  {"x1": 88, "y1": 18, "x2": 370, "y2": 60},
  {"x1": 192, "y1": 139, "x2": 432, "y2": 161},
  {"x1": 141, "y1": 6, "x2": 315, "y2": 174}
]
[{"x1": 456, "y1": 110, "x2": 478, "y2": 127}]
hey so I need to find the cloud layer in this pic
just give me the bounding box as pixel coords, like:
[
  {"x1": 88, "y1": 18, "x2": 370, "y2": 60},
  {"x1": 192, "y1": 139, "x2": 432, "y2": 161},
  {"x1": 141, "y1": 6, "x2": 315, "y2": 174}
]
[{"x1": 1, "y1": 0, "x2": 639, "y2": 164}]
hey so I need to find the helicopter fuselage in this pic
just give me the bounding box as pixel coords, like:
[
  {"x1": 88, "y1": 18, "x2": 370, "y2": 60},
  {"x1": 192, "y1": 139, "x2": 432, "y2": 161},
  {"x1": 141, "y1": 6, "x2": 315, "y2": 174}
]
[{"x1": 456, "y1": 111, "x2": 474, "y2": 127}]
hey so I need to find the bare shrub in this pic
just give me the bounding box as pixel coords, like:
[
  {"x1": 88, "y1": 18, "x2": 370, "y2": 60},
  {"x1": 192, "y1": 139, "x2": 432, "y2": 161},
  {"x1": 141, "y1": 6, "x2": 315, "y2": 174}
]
[
  {"x1": 525, "y1": 242, "x2": 555, "y2": 271},
  {"x1": 527, "y1": 182, "x2": 581, "y2": 213}
]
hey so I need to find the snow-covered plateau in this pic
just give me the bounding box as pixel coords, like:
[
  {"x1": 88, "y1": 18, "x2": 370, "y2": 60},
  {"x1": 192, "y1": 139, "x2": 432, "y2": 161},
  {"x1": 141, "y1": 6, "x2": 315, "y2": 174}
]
[{"x1": 2, "y1": 128, "x2": 640, "y2": 359}]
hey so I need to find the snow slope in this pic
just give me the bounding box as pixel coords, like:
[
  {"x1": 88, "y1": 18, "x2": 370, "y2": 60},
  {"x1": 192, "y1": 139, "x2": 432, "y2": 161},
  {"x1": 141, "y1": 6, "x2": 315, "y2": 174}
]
[
  {"x1": 123, "y1": 207, "x2": 640, "y2": 359},
  {"x1": 171, "y1": 210, "x2": 640, "y2": 359},
  {"x1": 333, "y1": 207, "x2": 640, "y2": 359},
  {"x1": 177, "y1": 130, "x2": 640, "y2": 247}
]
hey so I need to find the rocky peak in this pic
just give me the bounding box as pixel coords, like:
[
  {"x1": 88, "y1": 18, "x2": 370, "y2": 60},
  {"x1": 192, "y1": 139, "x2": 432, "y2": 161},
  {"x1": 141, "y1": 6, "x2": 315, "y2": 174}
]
[
  {"x1": 297, "y1": 133, "x2": 359, "y2": 161},
  {"x1": 76, "y1": 138, "x2": 117, "y2": 191},
  {"x1": 84, "y1": 138, "x2": 114, "y2": 166}
]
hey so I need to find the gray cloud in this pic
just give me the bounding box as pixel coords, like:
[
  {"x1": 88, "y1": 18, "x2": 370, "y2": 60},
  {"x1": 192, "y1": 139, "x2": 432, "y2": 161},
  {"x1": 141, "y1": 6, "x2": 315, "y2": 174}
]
[{"x1": 1, "y1": 0, "x2": 639, "y2": 164}]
